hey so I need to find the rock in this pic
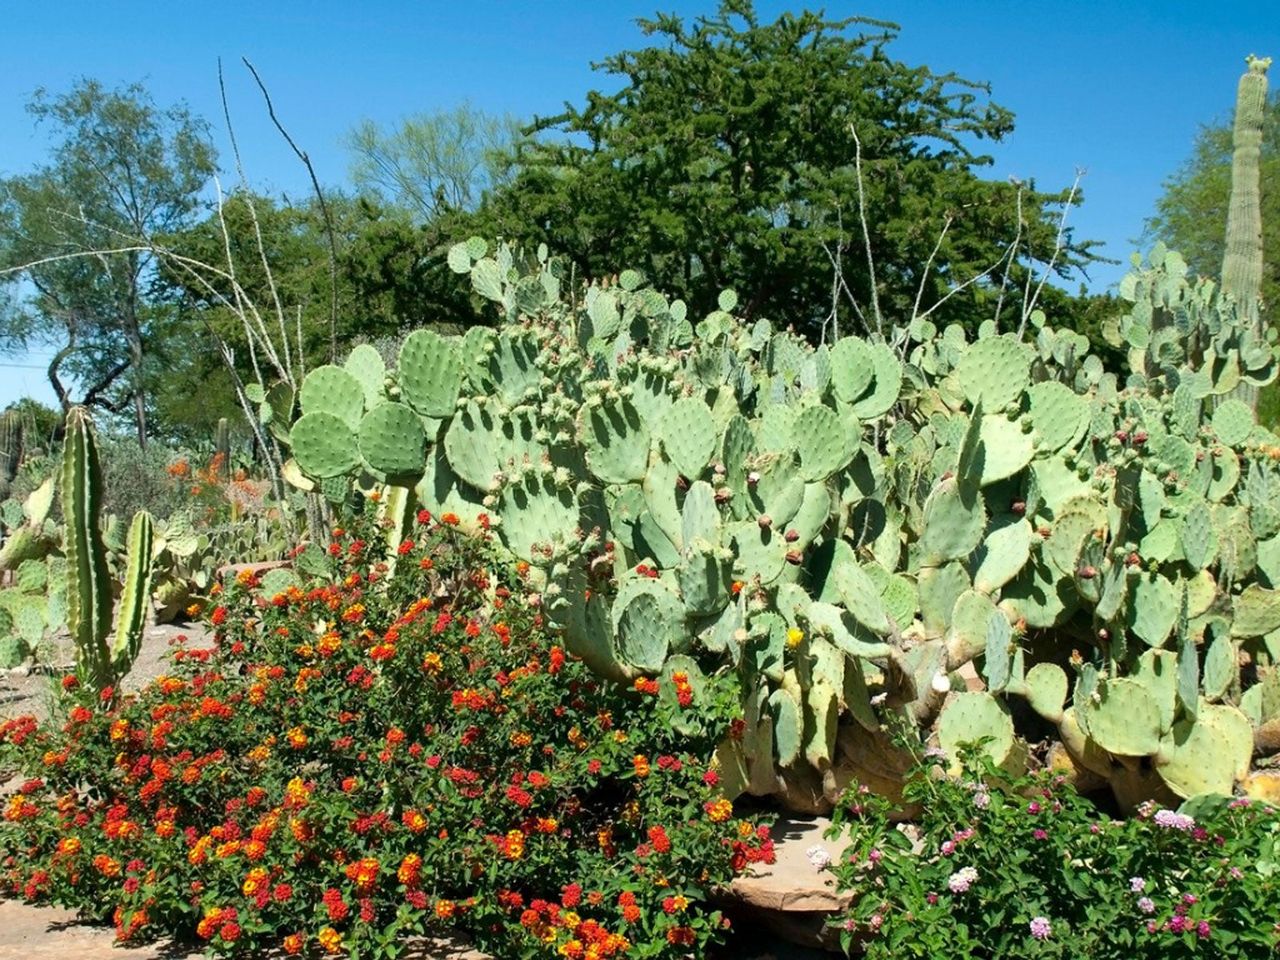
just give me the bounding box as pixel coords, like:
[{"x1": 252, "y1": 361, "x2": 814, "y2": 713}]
[
  {"x1": 1242, "y1": 769, "x2": 1280, "y2": 805},
  {"x1": 215, "y1": 559, "x2": 293, "y2": 580},
  {"x1": 720, "y1": 816, "x2": 854, "y2": 950}
]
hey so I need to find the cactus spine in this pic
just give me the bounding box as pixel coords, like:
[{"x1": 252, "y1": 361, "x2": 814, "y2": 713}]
[
  {"x1": 1225, "y1": 55, "x2": 1271, "y2": 408},
  {"x1": 62, "y1": 407, "x2": 154, "y2": 694}
]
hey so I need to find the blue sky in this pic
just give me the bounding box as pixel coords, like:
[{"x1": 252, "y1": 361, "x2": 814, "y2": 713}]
[{"x1": 2, "y1": 0, "x2": 1277, "y2": 407}]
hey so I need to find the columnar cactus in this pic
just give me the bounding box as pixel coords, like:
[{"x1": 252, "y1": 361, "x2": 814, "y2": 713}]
[
  {"x1": 1224, "y1": 55, "x2": 1272, "y2": 408},
  {"x1": 61, "y1": 407, "x2": 154, "y2": 695}
]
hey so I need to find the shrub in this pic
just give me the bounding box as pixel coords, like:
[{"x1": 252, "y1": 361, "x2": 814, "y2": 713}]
[
  {"x1": 825, "y1": 750, "x2": 1280, "y2": 959},
  {"x1": 99, "y1": 436, "x2": 187, "y2": 521},
  {"x1": 0, "y1": 508, "x2": 772, "y2": 958}
]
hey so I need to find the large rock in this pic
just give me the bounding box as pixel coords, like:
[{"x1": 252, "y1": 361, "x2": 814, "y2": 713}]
[{"x1": 720, "y1": 816, "x2": 855, "y2": 950}]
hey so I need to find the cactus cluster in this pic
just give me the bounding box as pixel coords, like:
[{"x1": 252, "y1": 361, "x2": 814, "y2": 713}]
[{"x1": 273, "y1": 233, "x2": 1280, "y2": 813}]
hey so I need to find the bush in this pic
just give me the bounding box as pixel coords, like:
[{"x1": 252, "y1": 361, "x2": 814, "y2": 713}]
[
  {"x1": 825, "y1": 750, "x2": 1280, "y2": 959},
  {"x1": 0, "y1": 509, "x2": 772, "y2": 958},
  {"x1": 98, "y1": 436, "x2": 187, "y2": 521}
]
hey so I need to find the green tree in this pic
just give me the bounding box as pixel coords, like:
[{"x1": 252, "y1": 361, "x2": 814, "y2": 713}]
[
  {"x1": 347, "y1": 104, "x2": 522, "y2": 221},
  {"x1": 471, "y1": 2, "x2": 1098, "y2": 338},
  {"x1": 0, "y1": 79, "x2": 216, "y2": 444},
  {"x1": 1146, "y1": 84, "x2": 1277, "y2": 315}
]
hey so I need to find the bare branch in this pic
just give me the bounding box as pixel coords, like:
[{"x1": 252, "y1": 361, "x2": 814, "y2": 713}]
[
  {"x1": 1021, "y1": 168, "x2": 1085, "y2": 336},
  {"x1": 242, "y1": 57, "x2": 339, "y2": 362},
  {"x1": 848, "y1": 124, "x2": 883, "y2": 339},
  {"x1": 910, "y1": 214, "x2": 954, "y2": 325}
]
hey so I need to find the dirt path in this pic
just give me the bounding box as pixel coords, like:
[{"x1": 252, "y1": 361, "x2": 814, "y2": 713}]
[{"x1": 0, "y1": 620, "x2": 205, "y2": 726}]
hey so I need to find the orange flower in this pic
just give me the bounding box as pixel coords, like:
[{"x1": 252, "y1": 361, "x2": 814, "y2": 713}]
[
  {"x1": 434, "y1": 899, "x2": 456, "y2": 919},
  {"x1": 402, "y1": 809, "x2": 428, "y2": 833},
  {"x1": 632, "y1": 755, "x2": 651, "y2": 778},
  {"x1": 704, "y1": 798, "x2": 733, "y2": 823},
  {"x1": 286, "y1": 727, "x2": 308, "y2": 750},
  {"x1": 282, "y1": 933, "x2": 305, "y2": 955},
  {"x1": 242, "y1": 867, "x2": 269, "y2": 897},
  {"x1": 397, "y1": 853, "x2": 422, "y2": 887}
]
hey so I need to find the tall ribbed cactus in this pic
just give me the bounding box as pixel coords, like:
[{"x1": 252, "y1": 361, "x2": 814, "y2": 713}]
[
  {"x1": 62, "y1": 406, "x2": 154, "y2": 695},
  {"x1": 215, "y1": 417, "x2": 230, "y2": 480},
  {"x1": 0, "y1": 410, "x2": 22, "y2": 502},
  {"x1": 1225, "y1": 55, "x2": 1272, "y2": 408}
]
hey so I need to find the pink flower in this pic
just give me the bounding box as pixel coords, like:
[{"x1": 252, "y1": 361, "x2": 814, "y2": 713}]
[
  {"x1": 948, "y1": 867, "x2": 978, "y2": 893},
  {"x1": 1153, "y1": 809, "x2": 1195, "y2": 831},
  {"x1": 1029, "y1": 916, "x2": 1051, "y2": 940},
  {"x1": 1137, "y1": 897, "x2": 1155, "y2": 914}
]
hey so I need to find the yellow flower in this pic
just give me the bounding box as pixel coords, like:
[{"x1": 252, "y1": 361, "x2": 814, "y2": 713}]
[
  {"x1": 786, "y1": 627, "x2": 804, "y2": 649},
  {"x1": 317, "y1": 926, "x2": 342, "y2": 954}
]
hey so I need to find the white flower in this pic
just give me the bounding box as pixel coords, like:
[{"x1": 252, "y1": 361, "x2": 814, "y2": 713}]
[{"x1": 805, "y1": 844, "x2": 832, "y2": 871}]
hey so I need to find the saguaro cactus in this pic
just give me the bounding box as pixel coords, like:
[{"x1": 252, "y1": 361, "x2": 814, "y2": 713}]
[
  {"x1": 1225, "y1": 55, "x2": 1272, "y2": 408},
  {"x1": 62, "y1": 406, "x2": 154, "y2": 695}
]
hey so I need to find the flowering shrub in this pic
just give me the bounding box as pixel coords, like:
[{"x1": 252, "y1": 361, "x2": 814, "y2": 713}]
[
  {"x1": 0, "y1": 511, "x2": 773, "y2": 958},
  {"x1": 826, "y1": 750, "x2": 1280, "y2": 959}
]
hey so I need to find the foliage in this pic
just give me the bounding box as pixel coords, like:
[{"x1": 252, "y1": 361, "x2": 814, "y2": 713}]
[
  {"x1": 347, "y1": 103, "x2": 523, "y2": 221},
  {"x1": 470, "y1": 1, "x2": 1100, "y2": 340},
  {"x1": 0, "y1": 79, "x2": 216, "y2": 440},
  {"x1": 0, "y1": 513, "x2": 771, "y2": 959},
  {"x1": 98, "y1": 435, "x2": 187, "y2": 522},
  {"x1": 825, "y1": 750, "x2": 1280, "y2": 959}
]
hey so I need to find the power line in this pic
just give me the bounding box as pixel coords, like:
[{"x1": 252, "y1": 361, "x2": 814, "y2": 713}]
[{"x1": 0, "y1": 363, "x2": 49, "y2": 370}]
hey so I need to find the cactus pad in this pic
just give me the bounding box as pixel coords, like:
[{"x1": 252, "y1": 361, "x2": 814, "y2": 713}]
[
  {"x1": 359, "y1": 402, "x2": 427, "y2": 478},
  {"x1": 299, "y1": 365, "x2": 366, "y2": 428},
  {"x1": 398, "y1": 330, "x2": 464, "y2": 417},
  {"x1": 957, "y1": 336, "x2": 1030, "y2": 410},
  {"x1": 292, "y1": 412, "x2": 361, "y2": 479},
  {"x1": 1082, "y1": 678, "x2": 1164, "y2": 756},
  {"x1": 794, "y1": 404, "x2": 851, "y2": 481},
  {"x1": 937, "y1": 691, "x2": 1017, "y2": 773},
  {"x1": 580, "y1": 397, "x2": 650, "y2": 484},
  {"x1": 660, "y1": 396, "x2": 717, "y2": 479}
]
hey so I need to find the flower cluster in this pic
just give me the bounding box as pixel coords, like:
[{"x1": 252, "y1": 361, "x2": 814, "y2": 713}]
[
  {"x1": 0, "y1": 511, "x2": 771, "y2": 958},
  {"x1": 826, "y1": 749, "x2": 1280, "y2": 959}
]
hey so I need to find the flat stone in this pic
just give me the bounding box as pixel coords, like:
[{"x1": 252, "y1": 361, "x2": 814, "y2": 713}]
[
  {"x1": 726, "y1": 816, "x2": 853, "y2": 914},
  {"x1": 215, "y1": 559, "x2": 293, "y2": 579}
]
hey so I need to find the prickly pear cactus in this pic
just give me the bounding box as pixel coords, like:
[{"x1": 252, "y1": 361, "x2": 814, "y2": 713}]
[{"x1": 278, "y1": 227, "x2": 1280, "y2": 813}]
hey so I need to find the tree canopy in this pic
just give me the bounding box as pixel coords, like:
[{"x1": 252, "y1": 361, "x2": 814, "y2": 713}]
[
  {"x1": 0, "y1": 79, "x2": 216, "y2": 443},
  {"x1": 1146, "y1": 87, "x2": 1278, "y2": 322},
  {"x1": 469, "y1": 1, "x2": 1099, "y2": 339}
]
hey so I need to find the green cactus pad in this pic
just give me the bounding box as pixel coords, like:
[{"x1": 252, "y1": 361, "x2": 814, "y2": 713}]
[
  {"x1": 977, "y1": 414, "x2": 1034, "y2": 485},
  {"x1": 398, "y1": 330, "x2": 464, "y2": 417},
  {"x1": 291, "y1": 412, "x2": 361, "y2": 479},
  {"x1": 1082, "y1": 677, "x2": 1164, "y2": 756},
  {"x1": 832, "y1": 558, "x2": 892, "y2": 635},
  {"x1": 1208, "y1": 449, "x2": 1241, "y2": 502},
  {"x1": 957, "y1": 336, "x2": 1030, "y2": 411},
  {"x1": 972, "y1": 516, "x2": 1032, "y2": 593},
  {"x1": 732, "y1": 521, "x2": 788, "y2": 585},
  {"x1": 660, "y1": 396, "x2": 716, "y2": 479},
  {"x1": 1027, "y1": 381, "x2": 1088, "y2": 453},
  {"x1": 1023, "y1": 662, "x2": 1067, "y2": 723},
  {"x1": 643, "y1": 457, "x2": 684, "y2": 551},
  {"x1": 920, "y1": 562, "x2": 972, "y2": 638},
  {"x1": 616, "y1": 591, "x2": 680, "y2": 673},
  {"x1": 921, "y1": 477, "x2": 986, "y2": 563},
  {"x1": 358, "y1": 402, "x2": 427, "y2": 478},
  {"x1": 1156, "y1": 703, "x2": 1253, "y2": 798},
  {"x1": 497, "y1": 473, "x2": 580, "y2": 560},
  {"x1": 1043, "y1": 503, "x2": 1106, "y2": 579},
  {"x1": 850, "y1": 343, "x2": 903, "y2": 420},
  {"x1": 830, "y1": 337, "x2": 875, "y2": 405},
  {"x1": 1230, "y1": 584, "x2": 1280, "y2": 637},
  {"x1": 487, "y1": 331, "x2": 542, "y2": 403},
  {"x1": 344, "y1": 344, "x2": 387, "y2": 409},
  {"x1": 1180, "y1": 501, "x2": 1218, "y2": 570},
  {"x1": 983, "y1": 608, "x2": 1014, "y2": 692},
  {"x1": 755, "y1": 404, "x2": 797, "y2": 455},
  {"x1": 444, "y1": 402, "x2": 542, "y2": 492},
  {"x1": 770, "y1": 686, "x2": 803, "y2": 767},
  {"x1": 794, "y1": 404, "x2": 852, "y2": 481},
  {"x1": 299, "y1": 364, "x2": 366, "y2": 428},
  {"x1": 1126, "y1": 572, "x2": 1178, "y2": 648},
  {"x1": 947, "y1": 589, "x2": 998, "y2": 665},
  {"x1": 803, "y1": 680, "x2": 839, "y2": 768},
  {"x1": 580, "y1": 397, "x2": 650, "y2": 484},
  {"x1": 806, "y1": 601, "x2": 893, "y2": 659},
  {"x1": 937, "y1": 691, "x2": 1017, "y2": 773},
  {"x1": 1212, "y1": 398, "x2": 1255, "y2": 447},
  {"x1": 1201, "y1": 632, "x2": 1237, "y2": 701},
  {"x1": 1001, "y1": 558, "x2": 1076, "y2": 629}
]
